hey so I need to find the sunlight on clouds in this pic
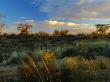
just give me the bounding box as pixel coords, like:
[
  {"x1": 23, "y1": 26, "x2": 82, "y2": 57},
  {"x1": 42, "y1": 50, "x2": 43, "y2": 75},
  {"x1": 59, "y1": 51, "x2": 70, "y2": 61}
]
[
  {"x1": 46, "y1": 20, "x2": 79, "y2": 28},
  {"x1": 47, "y1": 21, "x2": 60, "y2": 26},
  {"x1": 67, "y1": 22, "x2": 79, "y2": 26}
]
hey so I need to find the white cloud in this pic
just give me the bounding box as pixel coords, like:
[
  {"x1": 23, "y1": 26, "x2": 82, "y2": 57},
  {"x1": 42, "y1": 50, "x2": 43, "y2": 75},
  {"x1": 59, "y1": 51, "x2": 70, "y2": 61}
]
[
  {"x1": 15, "y1": 19, "x2": 35, "y2": 25},
  {"x1": 20, "y1": 17, "x2": 26, "y2": 19},
  {"x1": 23, "y1": 20, "x2": 35, "y2": 24}
]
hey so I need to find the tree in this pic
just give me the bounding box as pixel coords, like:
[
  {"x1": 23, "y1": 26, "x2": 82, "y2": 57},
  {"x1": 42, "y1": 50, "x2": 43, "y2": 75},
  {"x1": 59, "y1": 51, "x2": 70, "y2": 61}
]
[
  {"x1": 0, "y1": 14, "x2": 6, "y2": 35},
  {"x1": 59, "y1": 30, "x2": 69, "y2": 36},
  {"x1": 0, "y1": 24, "x2": 6, "y2": 35},
  {"x1": 53, "y1": 30, "x2": 60, "y2": 36},
  {"x1": 96, "y1": 24, "x2": 110, "y2": 35},
  {"x1": 53, "y1": 30, "x2": 69, "y2": 36},
  {"x1": 17, "y1": 23, "x2": 32, "y2": 35}
]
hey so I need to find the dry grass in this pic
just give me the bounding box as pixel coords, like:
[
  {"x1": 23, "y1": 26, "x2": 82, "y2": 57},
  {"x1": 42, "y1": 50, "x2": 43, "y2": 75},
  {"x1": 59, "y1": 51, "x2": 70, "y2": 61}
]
[{"x1": 18, "y1": 52, "x2": 110, "y2": 82}]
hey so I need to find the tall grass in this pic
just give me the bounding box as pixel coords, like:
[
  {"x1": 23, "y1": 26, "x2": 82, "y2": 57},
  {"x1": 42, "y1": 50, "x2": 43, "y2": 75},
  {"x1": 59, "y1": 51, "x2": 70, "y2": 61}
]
[{"x1": 18, "y1": 51, "x2": 110, "y2": 82}]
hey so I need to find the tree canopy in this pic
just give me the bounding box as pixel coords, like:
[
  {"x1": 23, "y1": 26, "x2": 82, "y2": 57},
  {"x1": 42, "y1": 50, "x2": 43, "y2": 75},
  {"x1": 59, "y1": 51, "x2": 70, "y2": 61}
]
[
  {"x1": 17, "y1": 23, "x2": 32, "y2": 35},
  {"x1": 96, "y1": 24, "x2": 110, "y2": 35}
]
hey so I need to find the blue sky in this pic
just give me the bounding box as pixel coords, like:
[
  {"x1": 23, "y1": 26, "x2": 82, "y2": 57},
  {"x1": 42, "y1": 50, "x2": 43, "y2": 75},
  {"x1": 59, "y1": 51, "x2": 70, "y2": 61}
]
[
  {"x1": 0, "y1": 0, "x2": 49, "y2": 23},
  {"x1": 0, "y1": 0, "x2": 110, "y2": 33}
]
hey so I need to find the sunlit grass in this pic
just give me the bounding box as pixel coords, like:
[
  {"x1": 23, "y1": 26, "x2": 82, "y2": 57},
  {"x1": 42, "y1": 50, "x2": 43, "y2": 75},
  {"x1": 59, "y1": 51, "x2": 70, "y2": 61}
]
[{"x1": 17, "y1": 51, "x2": 110, "y2": 82}]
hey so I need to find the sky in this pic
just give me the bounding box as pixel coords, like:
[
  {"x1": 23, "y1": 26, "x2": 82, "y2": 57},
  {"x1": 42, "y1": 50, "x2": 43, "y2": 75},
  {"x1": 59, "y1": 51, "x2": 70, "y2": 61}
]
[{"x1": 0, "y1": 0, "x2": 110, "y2": 33}]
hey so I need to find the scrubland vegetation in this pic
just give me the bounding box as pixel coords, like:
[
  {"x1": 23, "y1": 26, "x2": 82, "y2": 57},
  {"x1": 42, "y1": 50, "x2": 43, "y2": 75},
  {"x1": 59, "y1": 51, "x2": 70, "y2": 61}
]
[
  {"x1": 18, "y1": 52, "x2": 110, "y2": 82},
  {"x1": 1, "y1": 23, "x2": 110, "y2": 82}
]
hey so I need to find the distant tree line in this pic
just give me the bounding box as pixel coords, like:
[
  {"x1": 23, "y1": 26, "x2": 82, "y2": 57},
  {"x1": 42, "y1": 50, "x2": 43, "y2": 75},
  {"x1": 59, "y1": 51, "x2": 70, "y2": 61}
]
[{"x1": 0, "y1": 22, "x2": 110, "y2": 40}]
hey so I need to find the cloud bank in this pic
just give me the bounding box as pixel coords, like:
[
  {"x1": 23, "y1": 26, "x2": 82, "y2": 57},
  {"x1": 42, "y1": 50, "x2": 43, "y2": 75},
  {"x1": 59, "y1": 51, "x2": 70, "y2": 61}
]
[
  {"x1": 31, "y1": 0, "x2": 110, "y2": 22},
  {"x1": 45, "y1": 20, "x2": 79, "y2": 28}
]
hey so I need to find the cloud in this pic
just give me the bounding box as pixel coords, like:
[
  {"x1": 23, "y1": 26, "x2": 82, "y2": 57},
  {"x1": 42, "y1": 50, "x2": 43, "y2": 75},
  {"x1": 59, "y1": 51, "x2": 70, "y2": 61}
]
[
  {"x1": 45, "y1": 20, "x2": 79, "y2": 28},
  {"x1": 23, "y1": 20, "x2": 35, "y2": 23},
  {"x1": 31, "y1": 0, "x2": 110, "y2": 23},
  {"x1": 68, "y1": 27, "x2": 96, "y2": 34},
  {"x1": 15, "y1": 19, "x2": 35, "y2": 25},
  {"x1": 77, "y1": 0, "x2": 95, "y2": 5},
  {"x1": 20, "y1": 17, "x2": 26, "y2": 19},
  {"x1": 67, "y1": 22, "x2": 79, "y2": 26},
  {"x1": 45, "y1": 20, "x2": 95, "y2": 28}
]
